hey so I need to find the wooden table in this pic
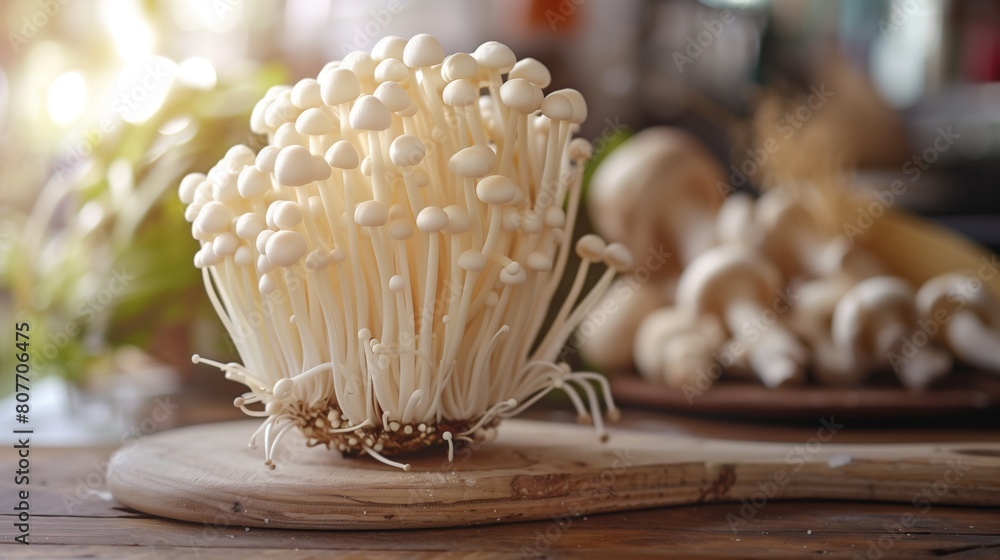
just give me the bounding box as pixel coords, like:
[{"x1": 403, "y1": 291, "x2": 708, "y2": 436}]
[{"x1": 3, "y1": 403, "x2": 999, "y2": 559}]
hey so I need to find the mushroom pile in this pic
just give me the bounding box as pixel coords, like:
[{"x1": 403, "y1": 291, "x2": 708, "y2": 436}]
[
  {"x1": 582, "y1": 127, "x2": 1000, "y2": 391},
  {"x1": 178, "y1": 35, "x2": 630, "y2": 470}
]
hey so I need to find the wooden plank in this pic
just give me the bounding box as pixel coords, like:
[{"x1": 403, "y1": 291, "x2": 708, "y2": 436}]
[
  {"x1": 0, "y1": 503, "x2": 997, "y2": 557},
  {"x1": 105, "y1": 419, "x2": 1000, "y2": 530}
]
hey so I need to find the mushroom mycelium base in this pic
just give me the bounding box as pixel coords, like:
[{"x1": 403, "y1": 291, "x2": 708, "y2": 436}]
[{"x1": 107, "y1": 419, "x2": 1000, "y2": 530}]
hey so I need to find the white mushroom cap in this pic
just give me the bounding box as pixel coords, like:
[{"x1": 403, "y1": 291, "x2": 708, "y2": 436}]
[
  {"x1": 588, "y1": 127, "x2": 726, "y2": 272},
  {"x1": 473, "y1": 41, "x2": 515, "y2": 72},
  {"x1": 476, "y1": 175, "x2": 518, "y2": 205},
  {"x1": 375, "y1": 59, "x2": 409, "y2": 83},
  {"x1": 265, "y1": 230, "x2": 308, "y2": 267},
  {"x1": 238, "y1": 167, "x2": 271, "y2": 198},
  {"x1": 372, "y1": 36, "x2": 407, "y2": 61},
  {"x1": 325, "y1": 141, "x2": 360, "y2": 169},
  {"x1": 500, "y1": 78, "x2": 541, "y2": 113},
  {"x1": 275, "y1": 145, "x2": 331, "y2": 186},
  {"x1": 917, "y1": 273, "x2": 1000, "y2": 373},
  {"x1": 389, "y1": 135, "x2": 426, "y2": 167},
  {"x1": 349, "y1": 95, "x2": 391, "y2": 131},
  {"x1": 676, "y1": 246, "x2": 782, "y2": 318},
  {"x1": 442, "y1": 80, "x2": 477, "y2": 108},
  {"x1": 319, "y1": 68, "x2": 361, "y2": 106},
  {"x1": 449, "y1": 145, "x2": 496, "y2": 178},
  {"x1": 509, "y1": 58, "x2": 551, "y2": 88},
  {"x1": 373, "y1": 81, "x2": 411, "y2": 113},
  {"x1": 179, "y1": 173, "x2": 205, "y2": 204},
  {"x1": 579, "y1": 278, "x2": 671, "y2": 372},
  {"x1": 291, "y1": 78, "x2": 322, "y2": 109},
  {"x1": 403, "y1": 34, "x2": 444, "y2": 68},
  {"x1": 341, "y1": 51, "x2": 376, "y2": 82},
  {"x1": 295, "y1": 107, "x2": 334, "y2": 136},
  {"x1": 416, "y1": 205, "x2": 448, "y2": 232},
  {"x1": 355, "y1": 200, "x2": 389, "y2": 227},
  {"x1": 442, "y1": 205, "x2": 471, "y2": 234},
  {"x1": 634, "y1": 307, "x2": 725, "y2": 387},
  {"x1": 442, "y1": 53, "x2": 478, "y2": 81}
]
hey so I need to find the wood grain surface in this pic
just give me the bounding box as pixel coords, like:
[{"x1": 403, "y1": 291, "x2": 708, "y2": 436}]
[{"x1": 106, "y1": 419, "x2": 1000, "y2": 530}]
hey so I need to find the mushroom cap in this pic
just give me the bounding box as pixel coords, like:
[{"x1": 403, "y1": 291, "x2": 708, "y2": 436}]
[
  {"x1": 373, "y1": 81, "x2": 411, "y2": 113},
  {"x1": 715, "y1": 192, "x2": 757, "y2": 246},
  {"x1": 349, "y1": 95, "x2": 391, "y2": 131},
  {"x1": 403, "y1": 34, "x2": 445, "y2": 68},
  {"x1": 588, "y1": 127, "x2": 726, "y2": 273},
  {"x1": 275, "y1": 145, "x2": 331, "y2": 186},
  {"x1": 633, "y1": 307, "x2": 725, "y2": 387},
  {"x1": 291, "y1": 78, "x2": 322, "y2": 109},
  {"x1": 442, "y1": 79, "x2": 477, "y2": 108},
  {"x1": 416, "y1": 205, "x2": 448, "y2": 232},
  {"x1": 578, "y1": 278, "x2": 670, "y2": 371},
  {"x1": 256, "y1": 146, "x2": 279, "y2": 173},
  {"x1": 676, "y1": 245, "x2": 783, "y2": 318},
  {"x1": 371, "y1": 36, "x2": 407, "y2": 61},
  {"x1": 500, "y1": 78, "x2": 541, "y2": 113},
  {"x1": 341, "y1": 51, "x2": 376, "y2": 82},
  {"x1": 355, "y1": 200, "x2": 389, "y2": 227},
  {"x1": 325, "y1": 141, "x2": 360, "y2": 169},
  {"x1": 831, "y1": 275, "x2": 915, "y2": 357},
  {"x1": 472, "y1": 41, "x2": 515, "y2": 72},
  {"x1": 540, "y1": 92, "x2": 574, "y2": 122},
  {"x1": 389, "y1": 134, "x2": 426, "y2": 167},
  {"x1": 179, "y1": 173, "x2": 205, "y2": 204},
  {"x1": 448, "y1": 145, "x2": 496, "y2": 178},
  {"x1": 549, "y1": 88, "x2": 587, "y2": 123},
  {"x1": 917, "y1": 272, "x2": 1000, "y2": 327},
  {"x1": 575, "y1": 234, "x2": 607, "y2": 261},
  {"x1": 264, "y1": 230, "x2": 308, "y2": 267},
  {"x1": 319, "y1": 68, "x2": 361, "y2": 106},
  {"x1": 295, "y1": 107, "x2": 334, "y2": 136},
  {"x1": 509, "y1": 57, "x2": 551, "y2": 88},
  {"x1": 476, "y1": 174, "x2": 518, "y2": 205},
  {"x1": 375, "y1": 59, "x2": 409, "y2": 83},
  {"x1": 442, "y1": 53, "x2": 478, "y2": 81},
  {"x1": 442, "y1": 205, "x2": 471, "y2": 234}
]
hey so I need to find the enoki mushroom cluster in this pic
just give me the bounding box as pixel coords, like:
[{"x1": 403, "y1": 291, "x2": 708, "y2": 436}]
[{"x1": 177, "y1": 35, "x2": 631, "y2": 470}]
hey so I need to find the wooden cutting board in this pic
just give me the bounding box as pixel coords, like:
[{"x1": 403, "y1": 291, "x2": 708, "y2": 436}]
[{"x1": 107, "y1": 419, "x2": 1000, "y2": 530}]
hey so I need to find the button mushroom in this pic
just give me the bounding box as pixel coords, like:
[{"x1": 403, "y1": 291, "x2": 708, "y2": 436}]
[
  {"x1": 633, "y1": 307, "x2": 726, "y2": 388},
  {"x1": 916, "y1": 273, "x2": 1000, "y2": 373},
  {"x1": 676, "y1": 245, "x2": 808, "y2": 387},
  {"x1": 832, "y1": 276, "x2": 952, "y2": 390},
  {"x1": 587, "y1": 127, "x2": 726, "y2": 278}
]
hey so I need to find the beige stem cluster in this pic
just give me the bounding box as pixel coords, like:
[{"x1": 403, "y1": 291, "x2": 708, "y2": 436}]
[{"x1": 178, "y1": 35, "x2": 628, "y2": 469}]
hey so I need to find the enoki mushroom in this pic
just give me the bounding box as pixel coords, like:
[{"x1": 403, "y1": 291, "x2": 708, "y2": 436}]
[{"x1": 178, "y1": 34, "x2": 631, "y2": 470}]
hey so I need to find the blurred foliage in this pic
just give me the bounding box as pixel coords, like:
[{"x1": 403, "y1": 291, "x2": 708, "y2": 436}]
[{"x1": 1, "y1": 62, "x2": 286, "y2": 390}]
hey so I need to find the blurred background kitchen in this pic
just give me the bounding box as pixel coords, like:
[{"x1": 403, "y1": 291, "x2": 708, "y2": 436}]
[{"x1": 2, "y1": 0, "x2": 998, "y2": 443}]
